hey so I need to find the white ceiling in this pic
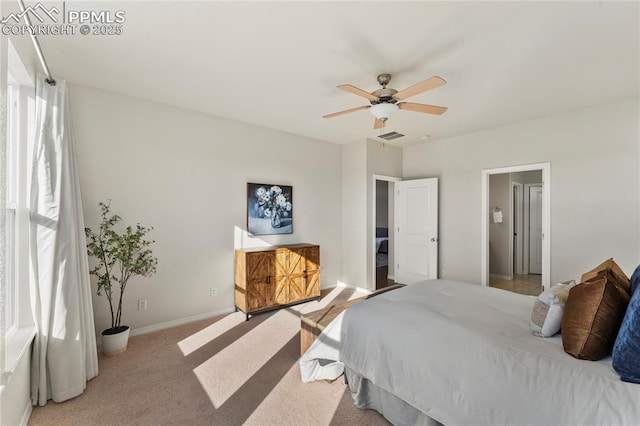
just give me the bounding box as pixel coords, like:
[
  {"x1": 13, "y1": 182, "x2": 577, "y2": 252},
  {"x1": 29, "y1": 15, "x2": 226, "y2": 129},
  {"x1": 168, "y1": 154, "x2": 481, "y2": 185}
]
[{"x1": 39, "y1": 1, "x2": 640, "y2": 146}]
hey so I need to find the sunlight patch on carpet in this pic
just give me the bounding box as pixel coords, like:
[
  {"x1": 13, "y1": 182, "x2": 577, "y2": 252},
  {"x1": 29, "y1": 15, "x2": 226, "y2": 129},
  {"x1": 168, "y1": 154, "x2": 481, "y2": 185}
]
[
  {"x1": 177, "y1": 313, "x2": 246, "y2": 356},
  {"x1": 291, "y1": 286, "x2": 366, "y2": 315},
  {"x1": 193, "y1": 309, "x2": 298, "y2": 408},
  {"x1": 245, "y1": 362, "x2": 345, "y2": 425}
]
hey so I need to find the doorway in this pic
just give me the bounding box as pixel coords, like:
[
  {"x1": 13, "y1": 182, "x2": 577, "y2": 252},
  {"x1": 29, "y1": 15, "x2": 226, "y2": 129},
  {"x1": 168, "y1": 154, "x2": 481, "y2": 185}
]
[
  {"x1": 482, "y1": 163, "x2": 550, "y2": 294},
  {"x1": 373, "y1": 175, "x2": 401, "y2": 289}
]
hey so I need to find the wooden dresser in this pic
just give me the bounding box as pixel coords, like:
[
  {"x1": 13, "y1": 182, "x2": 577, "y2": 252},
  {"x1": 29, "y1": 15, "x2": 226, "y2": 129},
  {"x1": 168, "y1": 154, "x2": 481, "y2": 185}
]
[{"x1": 235, "y1": 243, "x2": 320, "y2": 320}]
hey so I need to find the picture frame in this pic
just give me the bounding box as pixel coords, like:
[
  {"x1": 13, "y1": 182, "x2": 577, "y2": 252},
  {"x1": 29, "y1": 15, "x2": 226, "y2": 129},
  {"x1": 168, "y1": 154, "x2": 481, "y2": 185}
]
[{"x1": 247, "y1": 183, "x2": 293, "y2": 235}]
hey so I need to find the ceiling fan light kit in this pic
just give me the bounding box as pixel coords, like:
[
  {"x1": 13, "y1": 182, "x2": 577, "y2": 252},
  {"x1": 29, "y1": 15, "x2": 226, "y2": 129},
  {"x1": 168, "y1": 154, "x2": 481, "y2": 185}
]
[
  {"x1": 370, "y1": 103, "x2": 399, "y2": 120},
  {"x1": 324, "y1": 73, "x2": 447, "y2": 130}
]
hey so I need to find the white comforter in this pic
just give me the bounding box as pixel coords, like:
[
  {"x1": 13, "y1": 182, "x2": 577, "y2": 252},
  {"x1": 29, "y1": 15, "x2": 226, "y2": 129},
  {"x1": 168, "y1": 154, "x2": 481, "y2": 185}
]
[{"x1": 300, "y1": 280, "x2": 640, "y2": 425}]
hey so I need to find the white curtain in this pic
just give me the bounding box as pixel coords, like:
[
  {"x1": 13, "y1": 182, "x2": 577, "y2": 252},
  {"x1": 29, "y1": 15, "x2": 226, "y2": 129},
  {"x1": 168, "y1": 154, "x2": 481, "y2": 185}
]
[
  {"x1": 30, "y1": 75, "x2": 98, "y2": 405},
  {"x1": 0, "y1": 71, "x2": 7, "y2": 386}
]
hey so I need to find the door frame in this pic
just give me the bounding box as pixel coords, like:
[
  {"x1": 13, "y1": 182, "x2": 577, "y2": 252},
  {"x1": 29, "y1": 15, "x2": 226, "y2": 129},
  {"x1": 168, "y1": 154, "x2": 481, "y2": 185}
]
[
  {"x1": 512, "y1": 182, "x2": 524, "y2": 275},
  {"x1": 524, "y1": 183, "x2": 543, "y2": 275},
  {"x1": 481, "y1": 163, "x2": 550, "y2": 290},
  {"x1": 371, "y1": 174, "x2": 402, "y2": 290}
]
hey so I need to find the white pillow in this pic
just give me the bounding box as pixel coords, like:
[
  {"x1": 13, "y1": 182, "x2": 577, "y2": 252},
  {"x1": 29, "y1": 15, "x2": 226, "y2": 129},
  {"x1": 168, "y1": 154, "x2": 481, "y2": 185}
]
[{"x1": 530, "y1": 280, "x2": 576, "y2": 337}]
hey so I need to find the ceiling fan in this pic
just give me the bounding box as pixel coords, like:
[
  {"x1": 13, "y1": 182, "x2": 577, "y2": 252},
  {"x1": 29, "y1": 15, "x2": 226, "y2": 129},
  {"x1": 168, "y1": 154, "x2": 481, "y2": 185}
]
[{"x1": 323, "y1": 73, "x2": 448, "y2": 129}]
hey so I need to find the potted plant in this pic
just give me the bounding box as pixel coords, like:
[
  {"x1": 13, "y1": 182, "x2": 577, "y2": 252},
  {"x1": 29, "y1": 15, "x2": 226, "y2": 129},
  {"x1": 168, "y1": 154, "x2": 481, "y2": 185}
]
[{"x1": 85, "y1": 200, "x2": 158, "y2": 356}]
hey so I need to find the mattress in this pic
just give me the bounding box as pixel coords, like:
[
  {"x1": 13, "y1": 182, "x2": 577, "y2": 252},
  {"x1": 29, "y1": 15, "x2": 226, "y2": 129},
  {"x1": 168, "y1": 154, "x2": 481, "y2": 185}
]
[{"x1": 300, "y1": 280, "x2": 640, "y2": 425}]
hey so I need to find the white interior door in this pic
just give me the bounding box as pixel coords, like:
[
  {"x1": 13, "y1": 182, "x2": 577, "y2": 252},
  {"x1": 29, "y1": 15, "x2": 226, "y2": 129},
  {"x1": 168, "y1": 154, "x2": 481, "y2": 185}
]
[
  {"x1": 528, "y1": 185, "x2": 543, "y2": 274},
  {"x1": 395, "y1": 178, "x2": 438, "y2": 284}
]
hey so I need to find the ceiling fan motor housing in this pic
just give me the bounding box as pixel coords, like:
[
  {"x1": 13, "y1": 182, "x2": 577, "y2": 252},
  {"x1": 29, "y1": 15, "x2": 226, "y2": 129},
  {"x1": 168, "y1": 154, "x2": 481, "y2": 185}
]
[
  {"x1": 372, "y1": 74, "x2": 398, "y2": 104},
  {"x1": 377, "y1": 73, "x2": 392, "y2": 87},
  {"x1": 371, "y1": 88, "x2": 398, "y2": 104}
]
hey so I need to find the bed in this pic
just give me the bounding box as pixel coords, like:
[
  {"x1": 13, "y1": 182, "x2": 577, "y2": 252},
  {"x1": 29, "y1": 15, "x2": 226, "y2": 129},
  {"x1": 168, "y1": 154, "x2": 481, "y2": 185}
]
[{"x1": 300, "y1": 279, "x2": 640, "y2": 425}]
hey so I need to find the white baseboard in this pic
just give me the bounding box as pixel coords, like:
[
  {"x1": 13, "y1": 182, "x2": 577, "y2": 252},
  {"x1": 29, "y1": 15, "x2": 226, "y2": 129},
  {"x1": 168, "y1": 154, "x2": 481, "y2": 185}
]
[
  {"x1": 490, "y1": 273, "x2": 512, "y2": 281},
  {"x1": 129, "y1": 307, "x2": 236, "y2": 337},
  {"x1": 19, "y1": 400, "x2": 32, "y2": 426},
  {"x1": 335, "y1": 280, "x2": 373, "y2": 294},
  {"x1": 97, "y1": 307, "x2": 236, "y2": 344}
]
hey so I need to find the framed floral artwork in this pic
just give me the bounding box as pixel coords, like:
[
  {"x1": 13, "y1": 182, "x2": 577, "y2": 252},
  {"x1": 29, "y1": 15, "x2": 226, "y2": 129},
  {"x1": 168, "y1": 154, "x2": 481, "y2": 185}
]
[{"x1": 247, "y1": 183, "x2": 293, "y2": 235}]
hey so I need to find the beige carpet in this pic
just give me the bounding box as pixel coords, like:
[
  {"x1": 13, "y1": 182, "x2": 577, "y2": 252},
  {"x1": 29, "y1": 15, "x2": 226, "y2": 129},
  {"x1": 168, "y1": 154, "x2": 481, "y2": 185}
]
[{"x1": 29, "y1": 287, "x2": 390, "y2": 426}]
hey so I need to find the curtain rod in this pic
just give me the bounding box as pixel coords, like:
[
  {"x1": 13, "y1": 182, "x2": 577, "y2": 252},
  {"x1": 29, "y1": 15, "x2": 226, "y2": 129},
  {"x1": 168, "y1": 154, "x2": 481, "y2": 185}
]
[{"x1": 16, "y1": 0, "x2": 56, "y2": 86}]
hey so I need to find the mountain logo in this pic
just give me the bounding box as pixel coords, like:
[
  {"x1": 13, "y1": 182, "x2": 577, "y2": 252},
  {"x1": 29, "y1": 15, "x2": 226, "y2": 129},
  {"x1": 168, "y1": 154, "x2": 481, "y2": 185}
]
[{"x1": 1, "y1": 2, "x2": 59, "y2": 24}]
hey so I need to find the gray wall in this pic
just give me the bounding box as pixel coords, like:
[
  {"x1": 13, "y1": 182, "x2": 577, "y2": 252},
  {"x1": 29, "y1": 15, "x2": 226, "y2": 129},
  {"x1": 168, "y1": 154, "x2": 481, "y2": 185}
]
[
  {"x1": 376, "y1": 180, "x2": 389, "y2": 227},
  {"x1": 341, "y1": 139, "x2": 401, "y2": 289},
  {"x1": 489, "y1": 174, "x2": 510, "y2": 276},
  {"x1": 403, "y1": 99, "x2": 640, "y2": 284},
  {"x1": 366, "y1": 140, "x2": 402, "y2": 288},
  {"x1": 489, "y1": 170, "x2": 543, "y2": 277}
]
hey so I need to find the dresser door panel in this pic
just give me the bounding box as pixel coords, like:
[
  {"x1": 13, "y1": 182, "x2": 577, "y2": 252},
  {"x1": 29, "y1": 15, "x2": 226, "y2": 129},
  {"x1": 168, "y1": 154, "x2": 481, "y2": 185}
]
[
  {"x1": 288, "y1": 249, "x2": 306, "y2": 276},
  {"x1": 273, "y1": 275, "x2": 289, "y2": 305},
  {"x1": 288, "y1": 276, "x2": 307, "y2": 301},
  {"x1": 303, "y1": 246, "x2": 320, "y2": 273},
  {"x1": 248, "y1": 279, "x2": 273, "y2": 310},
  {"x1": 304, "y1": 271, "x2": 320, "y2": 298},
  {"x1": 246, "y1": 252, "x2": 274, "y2": 310}
]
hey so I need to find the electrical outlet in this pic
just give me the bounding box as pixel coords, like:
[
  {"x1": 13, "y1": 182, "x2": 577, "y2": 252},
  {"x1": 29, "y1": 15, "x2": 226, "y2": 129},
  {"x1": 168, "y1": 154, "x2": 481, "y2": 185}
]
[
  {"x1": 440, "y1": 270, "x2": 445, "y2": 279},
  {"x1": 138, "y1": 299, "x2": 147, "y2": 311},
  {"x1": 210, "y1": 288, "x2": 217, "y2": 297}
]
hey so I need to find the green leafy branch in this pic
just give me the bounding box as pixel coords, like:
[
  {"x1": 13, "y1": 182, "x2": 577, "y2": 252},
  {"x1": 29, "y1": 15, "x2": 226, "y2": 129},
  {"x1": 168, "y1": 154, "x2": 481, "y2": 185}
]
[{"x1": 85, "y1": 200, "x2": 158, "y2": 330}]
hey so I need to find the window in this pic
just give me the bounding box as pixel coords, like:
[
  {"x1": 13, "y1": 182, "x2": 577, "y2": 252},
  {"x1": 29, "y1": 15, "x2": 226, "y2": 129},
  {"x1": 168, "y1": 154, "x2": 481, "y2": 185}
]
[
  {"x1": 4, "y1": 78, "x2": 19, "y2": 335},
  {"x1": 3, "y1": 41, "x2": 35, "y2": 345}
]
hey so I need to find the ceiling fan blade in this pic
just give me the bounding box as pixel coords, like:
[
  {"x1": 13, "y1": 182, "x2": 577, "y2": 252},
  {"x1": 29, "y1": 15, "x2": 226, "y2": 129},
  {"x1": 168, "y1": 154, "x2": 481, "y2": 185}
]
[
  {"x1": 394, "y1": 76, "x2": 446, "y2": 101},
  {"x1": 374, "y1": 118, "x2": 385, "y2": 129},
  {"x1": 323, "y1": 105, "x2": 370, "y2": 119},
  {"x1": 398, "y1": 102, "x2": 448, "y2": 115},
  {"x1": 338, "y1": 84, "x2": 379, "y2": 101}
]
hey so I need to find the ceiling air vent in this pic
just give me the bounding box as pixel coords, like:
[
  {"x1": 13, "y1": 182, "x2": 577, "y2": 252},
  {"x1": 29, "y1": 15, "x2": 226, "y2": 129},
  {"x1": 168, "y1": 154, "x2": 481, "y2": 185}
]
[{"x1": 378, "y1": 131, "x2": 405, "y2": 141}]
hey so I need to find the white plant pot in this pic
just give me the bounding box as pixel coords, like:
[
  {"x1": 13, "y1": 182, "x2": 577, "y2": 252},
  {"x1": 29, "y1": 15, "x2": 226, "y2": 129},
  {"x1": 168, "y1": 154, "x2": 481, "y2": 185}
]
[{"x1": 101, "y1": 326, "x2": 130, "y2": 357}]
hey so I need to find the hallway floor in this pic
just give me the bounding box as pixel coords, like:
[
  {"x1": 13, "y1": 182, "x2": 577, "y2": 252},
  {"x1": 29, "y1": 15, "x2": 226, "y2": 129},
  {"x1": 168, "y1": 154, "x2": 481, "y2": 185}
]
[{"x1": 490, "y1": 274, "x2": 542, "y2": 296}]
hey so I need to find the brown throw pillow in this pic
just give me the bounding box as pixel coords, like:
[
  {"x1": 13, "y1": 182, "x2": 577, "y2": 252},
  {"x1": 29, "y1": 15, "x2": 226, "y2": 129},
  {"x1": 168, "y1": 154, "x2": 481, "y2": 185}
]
[
  {"x1": 581, "y1": 258, "x2": 631, "y2": 295},
  {"x1": 562, "y1": 278, "x2": 630, "y2": 360}
]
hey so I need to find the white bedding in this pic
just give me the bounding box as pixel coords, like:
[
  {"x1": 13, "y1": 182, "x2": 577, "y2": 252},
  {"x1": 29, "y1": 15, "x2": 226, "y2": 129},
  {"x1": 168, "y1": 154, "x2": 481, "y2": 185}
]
[{"x1": 300, "y1": 280, "x2": 640, "y2": 425}]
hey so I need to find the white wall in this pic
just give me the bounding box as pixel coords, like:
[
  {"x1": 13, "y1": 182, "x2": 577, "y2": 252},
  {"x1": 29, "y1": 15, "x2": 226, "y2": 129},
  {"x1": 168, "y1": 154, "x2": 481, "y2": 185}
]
[
  {"x1": 0, "y1": 350, "x2": 31, "y2": 426},
  {"x1": 340, "y1": 140, "x2": 367, "y2": 288},
  {"x1": 403, "y1": 99, "x2": 640, "y2": 284},
  {"x1": 70, "y1": 84, "x2": 342, "y2": 335}
]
